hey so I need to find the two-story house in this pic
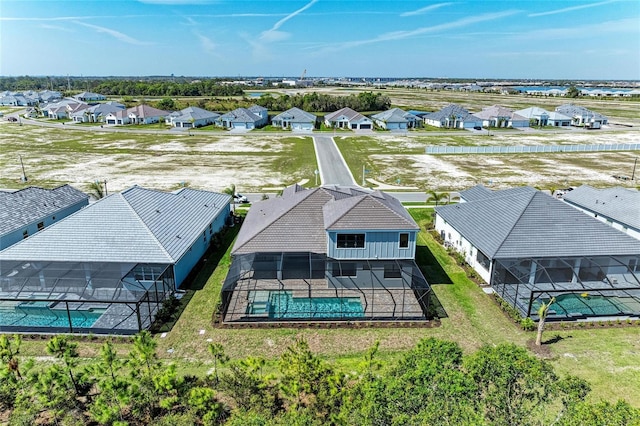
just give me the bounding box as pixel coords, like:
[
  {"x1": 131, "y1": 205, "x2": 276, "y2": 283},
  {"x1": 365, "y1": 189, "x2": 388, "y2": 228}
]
[{"x1": 221, "y1": 184, "x2": 431, "y2": 323}]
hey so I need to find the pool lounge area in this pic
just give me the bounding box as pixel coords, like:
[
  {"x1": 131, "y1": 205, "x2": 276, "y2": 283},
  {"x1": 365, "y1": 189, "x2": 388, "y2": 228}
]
[{"x1": 222, "y1": 253, "x2": 431, "y2": 323}]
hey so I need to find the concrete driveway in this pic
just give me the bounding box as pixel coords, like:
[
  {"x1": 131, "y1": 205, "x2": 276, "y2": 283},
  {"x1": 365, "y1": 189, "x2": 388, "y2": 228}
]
[{"x1": 313, "y1": 135, "x2": 357, "y2": 186}]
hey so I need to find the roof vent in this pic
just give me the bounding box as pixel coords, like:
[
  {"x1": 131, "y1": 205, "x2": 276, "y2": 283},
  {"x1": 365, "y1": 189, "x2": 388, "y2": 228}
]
[
  {"x1": 156, "y1": 209, "x2": 160, "y2": 213},
  {"x1": 176, "y1": 235, "x2": 181, "y2": 239}
]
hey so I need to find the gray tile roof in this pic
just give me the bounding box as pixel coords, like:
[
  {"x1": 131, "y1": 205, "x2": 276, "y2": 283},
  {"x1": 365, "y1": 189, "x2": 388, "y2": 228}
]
[
  {"x1": 325, "y1": 107, "x2": 367, "y2": 122},
  {"x1": 371, "y1": 108, "x2": 418, "y2": 123},
  {"x1": 514, "y1": 107, "x2": 550, "y2": 119},
  {"x1": 474, "y1": 105, "x2": 528, "y2": 121},
  {"x1": 272, "y1": 107, "x2": 317, "y2": 123},
  {"x1": 0, "y1": 185, "x2": 88, "y2": 235},
  {"x1": 0, "y1": 186, "x2": 230, "y2": 264},
  {"x1": 171, "y1": 106, "x2": 220, "y2": 123},
  {"x1": 423, "y1": 104, "x2": 478, "y2": 121},
  {"x1": 556, "y1": 103, "x2": 607, "y2": 120},
  {"x1": 218, "y1": 107, "x2": 262, "y2": 123},
  {"x1": 127, "y1": 104, "x2": 170, "y2": 118},
  {"x1": 232, "y1": 185, "x2": 418, "y2": 255},
  {"x1": 458, "y1": 185, "x2": 492, "y2": 202},
  {"x1": 436, "y1": 188, "x2": 640, "y2": 259},
  {"x1": 563, "y1": 185, "x2": 640, "y2": 232}
]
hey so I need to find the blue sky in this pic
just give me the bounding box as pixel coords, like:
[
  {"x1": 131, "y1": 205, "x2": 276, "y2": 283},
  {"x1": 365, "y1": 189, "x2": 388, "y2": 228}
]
[{"x1": 1, "y1": 0, "x2": 639, "y2": 79}]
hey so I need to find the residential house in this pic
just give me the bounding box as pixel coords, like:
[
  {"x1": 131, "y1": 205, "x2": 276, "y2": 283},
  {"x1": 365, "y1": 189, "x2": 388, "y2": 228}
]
[
  {"x1": 435, "y1": 185, "x2": 640, "y2": 320},
  {"x1": 514, "y1": 107, "x2": 550, "y2": 126},
  {"x1": 73, "y1": 92, "x2": 106, "y2": 102},
  {"x1": 0, "y1": 185, "x2": 88, "y2": 250},
  {"x1": 221, "y1": 184, "x2": 431, "y2": 323},
  {"x1": 271, "y1": 107, "x2": 318, "y2": 131},
  {"x1": 71, "y1": 102, "x2": 126, "y2": 123},
  {"x1": 324, "y1": 107, "x2": 373, "y2": 130},
  {"x1": 215, "y1": 105, "x2": 268, "y2": 130},
  {"x1": 0, "y1": 186, "x2": 231, "y2": 334},
  {"x1": 474, "y1": 105, "x2": 529, "y2": 128},
  {"x1": 563, "y1": 185, "x2": 640, "y2": 240},
  {"x1": 547, "y1": 111, "x2": 572, "y2": 127},
  {"x1": 555, "y1": 104, "x2": 608, "y2": 129},
  {"x1": 166, "y1": 106, "x2": 220, "y2": 128},
  {"x1": 371, "y1": 108, "x2": 420, "y2": 130},
  {"x1": 127, "y1": 104, "x2": 171, "y2": 125},
  {"x1": 43, "y1": 98, "x2": 87, "y2": 119},
  {"x1": 422, "y1": 104, "x2": 482, "y2": 129}
]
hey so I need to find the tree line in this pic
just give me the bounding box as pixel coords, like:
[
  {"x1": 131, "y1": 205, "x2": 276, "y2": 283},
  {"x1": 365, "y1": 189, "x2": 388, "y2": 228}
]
[
  {"x1": 254, "y1": 91, "x2": 391, "y2": 113},
  {"x1": 1, "y1": 333, "x2": 637, "y2": 425}
]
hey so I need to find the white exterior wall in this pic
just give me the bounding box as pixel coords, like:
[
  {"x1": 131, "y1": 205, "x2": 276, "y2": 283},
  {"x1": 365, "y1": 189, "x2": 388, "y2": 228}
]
[
  {"x1": 564, "y1": 202, "x2": 640, "y2": 241},
  {"x1": 434, "y1": 214, "x2": 493, "y2": 283}
]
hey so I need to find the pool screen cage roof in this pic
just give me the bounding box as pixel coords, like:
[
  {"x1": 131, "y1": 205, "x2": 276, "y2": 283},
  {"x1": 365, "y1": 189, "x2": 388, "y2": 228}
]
[
  {"x1": 221, "y1": 252, "x2": 432, "y2": 323},
  {"x1": 491, "y1": 254, "x2": 640, "y2": 321},
  {"x1": 0, "y1": 259, "x2": 174, "y2": 334}
]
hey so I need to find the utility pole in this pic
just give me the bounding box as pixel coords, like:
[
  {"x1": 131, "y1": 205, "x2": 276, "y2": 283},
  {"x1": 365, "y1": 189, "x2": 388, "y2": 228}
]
[
  {"x1": 19, "y1": 155, "x2": 27, "y2": 182},
  {"x1": 362, "y1": 164, "x2": 366, "y2": 186},
  {"x1": 103, "y1": 179, "x2": 108, "y2": 196},
  {"x1": 633, "y1": 157, "x2": 638, "y2": 181}
]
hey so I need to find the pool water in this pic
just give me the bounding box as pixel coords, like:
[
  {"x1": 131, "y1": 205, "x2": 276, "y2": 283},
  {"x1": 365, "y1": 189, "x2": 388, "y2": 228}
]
[
  {"x1": 0, "y1": 305, "x2": 103, "y2": 328},
  {"x1": 248, "y1": 291, "x2": 365, "y2": 319},
  {"x1": 533, "y1": 294, "x2": 629, "y2": 317}
]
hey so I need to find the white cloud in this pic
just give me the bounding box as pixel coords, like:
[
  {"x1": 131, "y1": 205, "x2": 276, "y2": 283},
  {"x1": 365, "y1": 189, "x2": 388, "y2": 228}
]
[
  {"x1": 73, "y1": 21, "x2": 153, "y2": 45},
  {"x1": 401, "y1": 3, "x2": 454, "y2": 17},
  {"x1": 40, "y1": 24, "x2": 74, "y2": 32},
  {"x1": 513, "y1": 17, "x2": 639, "y2": 40},
  {"x1": 195, "y1": 32, "x2": 216, "y2": 54},
  {"x1": 314, "y1": 10, "x2": 519, "y2": 52},
  {"x1": 528, "y1": 0, "x2": 617, "y2": 17},
  {"x1": 260, "y1": 0, "x2": 318, "y2": 42}
]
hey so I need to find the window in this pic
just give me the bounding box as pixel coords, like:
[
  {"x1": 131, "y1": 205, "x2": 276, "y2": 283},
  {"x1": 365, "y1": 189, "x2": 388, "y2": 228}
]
[
  {"x1": 37, "y1": 222, "x2": 44, "y2": 231},
  {"x1": 384, "y1": 264, "x2": 402, "y2": 278},
  {"x1": 337, "y1": 234, "x2": 365, "y2": 249},
  {"x1": 399, "y1": 233, "x2": 409, "y2": 248},
  {"x1": 332, "y1": 262, "x2": 357, "y2": 277},
  {"x1": 22, "y1": 230, "x2": 28, "y2": 239},
  {"x1": 476, "y1": 250, "x2": 490, "y2": 271}
]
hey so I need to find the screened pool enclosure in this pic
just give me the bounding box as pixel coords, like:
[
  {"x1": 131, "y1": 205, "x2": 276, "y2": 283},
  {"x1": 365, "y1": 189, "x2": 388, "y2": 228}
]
[
  {"x1": 221, "y1": 252, "x2": 432, "y2": 323},
  {"x1": 0, "y1": 260, "x2": 174, "y2": 334},
  {"x1": 491, "y1": 255, "x2": 640, "y2": 320}
]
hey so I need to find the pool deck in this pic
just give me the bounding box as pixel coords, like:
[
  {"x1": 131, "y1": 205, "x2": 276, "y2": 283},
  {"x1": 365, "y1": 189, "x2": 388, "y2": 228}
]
[{"x1": 224, "y1": 275, "x2": 425, "y2": 323}]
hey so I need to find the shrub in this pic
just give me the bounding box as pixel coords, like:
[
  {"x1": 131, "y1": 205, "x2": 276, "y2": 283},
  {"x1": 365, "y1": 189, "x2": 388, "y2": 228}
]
[{"x1": 520, "y1": 317, "x2": 536, "y2": 331}]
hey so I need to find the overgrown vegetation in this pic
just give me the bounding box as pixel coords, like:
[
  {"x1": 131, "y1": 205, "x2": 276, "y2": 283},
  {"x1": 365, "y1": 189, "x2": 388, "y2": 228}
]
[{"x1": 2, "y1": 333, "x2": 638, "y2": 425}]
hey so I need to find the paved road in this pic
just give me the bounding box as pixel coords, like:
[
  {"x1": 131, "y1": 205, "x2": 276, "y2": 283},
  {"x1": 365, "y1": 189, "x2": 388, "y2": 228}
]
[{"x1": 313, "y1": 135, "x2": 357, "y2": 186}]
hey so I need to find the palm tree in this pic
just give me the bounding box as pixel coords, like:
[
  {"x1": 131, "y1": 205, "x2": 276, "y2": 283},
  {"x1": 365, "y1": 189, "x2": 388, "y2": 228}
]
[
  {"x1": 88, "y1": 180, "x2": 104, "y2": 200},
  {"x1": 427, "y1": 190, "x2": 448, "y2": 206},
  {"x1": 223, "y1": 184, "x2": 236, "y2": 212},
  {"x1": 535, "y1": 297, "x2": 556, "y2": 346}
]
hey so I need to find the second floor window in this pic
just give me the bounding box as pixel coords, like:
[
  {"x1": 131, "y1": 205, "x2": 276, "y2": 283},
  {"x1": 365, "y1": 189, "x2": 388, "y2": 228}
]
[{"x1": 337, "y1": 234, "x2": 365, "y2": 249}]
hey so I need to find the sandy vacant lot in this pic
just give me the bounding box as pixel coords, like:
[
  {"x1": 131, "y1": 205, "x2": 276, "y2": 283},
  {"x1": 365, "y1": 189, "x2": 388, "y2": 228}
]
[{"x1": 1, "y1": 117, "x2": 638, "y2": 193}]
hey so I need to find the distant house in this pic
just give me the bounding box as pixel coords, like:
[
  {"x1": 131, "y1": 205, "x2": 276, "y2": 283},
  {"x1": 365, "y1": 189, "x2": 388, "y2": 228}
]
[
  {"x1": 563, "y1": 185, "x2": 640, "y2": 241},
  {"x1": 215, "y1": 105, "x2": 268, "y2": 130},
  {"x1": 0, "y1": 186, "x2": 231, "y2": 334},
  {"x1": 43, "y1": 98, "x2": 87, "y2": 119},
  {"x1": 514, "y1": 107, "x2": 550, "y2": 126},
  {"x1": 166, "y1": 107, "x2": 220, "y2": 128},
  {"x1": 324, "y1": 107, "x2": 373, "y2": 130},
  {"x1": 71, "y1": 102, "x2": 125, "y2": 123},
  {"x1": 127, "y1": 104, "x2": 170, "y2": 125},
  {"x1": 474, "y1": 105, "x2": 529, "y2": 128},
  {"x1": 555, "y1": 104, "x2": 608, "y2": 129},
  {"x1": 435, "y1": 185, "x2": 640, "y2": 321},
  {"x1": 0, "y1": 185, "x2": 88, "y2": 250},
  {"x1": 371, "y1": 108, "x2": 420, "y2": 130},
  {"x1": 271, "y1": 107, "x2": 317, "y2": 131},
  {"x1": 547, "y1": 111, "x2": 572, "y2": 127},
  {"x1": 73, "y1": 92, "x2": 106, "y2": 102},
  {"x1": 221, "y1": 184, "x2": 431, "y2": 323},
  {"x1": 422, "y1": 104, "x2": 482, "y2": 129}
]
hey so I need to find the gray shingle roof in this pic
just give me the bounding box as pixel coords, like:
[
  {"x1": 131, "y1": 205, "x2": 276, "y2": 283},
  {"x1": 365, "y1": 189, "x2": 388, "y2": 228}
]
[
  {"x1": 0, "y1": 185, "x2": 88, "y2": 235},
  {"x1": 563, "y1": 185, "x2": 640, "y2": 232},
  {"x1": 127, "y1": 104, "x2": 170, "y2": 118},
  {"x1": 423, "y1": 104, "x2": 477, "y2": 121},
  {"x1": 171, "y1": 107, "x2": 220, "y2": 123},
  {"x1": 325, "y1": 107, "x2": 367, "y2": 122},
  {"x1": 436, "y1": 188, "x2": 640, "y2": 259},
  {"x1": 514, "y1": 107, "x2": 550, "y2": 119},
  {"x1": 232, "y1": 185, "x2": 418, "y2": 255},
  {"x1": 474, "y1": 105, "x2": 528, "y2": 121},
  {"x1": 0, "y1": 186, "x2": 230, "y2": 264}
]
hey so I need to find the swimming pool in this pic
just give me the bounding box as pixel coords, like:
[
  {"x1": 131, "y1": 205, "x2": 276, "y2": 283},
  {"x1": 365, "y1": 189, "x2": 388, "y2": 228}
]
[
  {"x1": 248, "y1": 291, "x2": 365, "y2": 319},
  {"x1": 533, "y1": 293, "x2": 630, "y2": 317},
  {"x1": 0, "y1": 305, "x2": 104, "y2": 329}
]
